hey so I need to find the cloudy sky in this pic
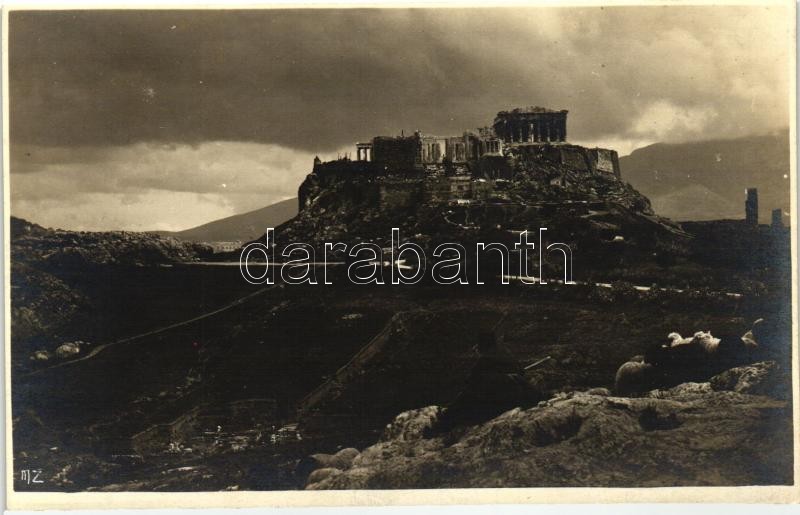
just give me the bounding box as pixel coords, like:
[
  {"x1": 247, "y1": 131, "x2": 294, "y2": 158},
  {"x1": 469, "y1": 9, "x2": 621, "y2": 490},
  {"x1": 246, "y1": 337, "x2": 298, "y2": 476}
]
[{"x1": 9, "y1": 6, "x2": 792, "y2": 231}]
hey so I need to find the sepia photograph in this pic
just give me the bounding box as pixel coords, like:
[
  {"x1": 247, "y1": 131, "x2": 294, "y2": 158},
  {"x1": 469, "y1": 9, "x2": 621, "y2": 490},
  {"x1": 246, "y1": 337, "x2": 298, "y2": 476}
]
[{"x1": 3, "y1": 2, "x2": 798, "y2": 508}]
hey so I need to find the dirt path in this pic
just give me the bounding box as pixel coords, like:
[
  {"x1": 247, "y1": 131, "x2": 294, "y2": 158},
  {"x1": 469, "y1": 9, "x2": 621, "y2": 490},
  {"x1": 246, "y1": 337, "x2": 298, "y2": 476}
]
[{"x1": 22, "y1": 284, "x2": 276, "y2": 378}]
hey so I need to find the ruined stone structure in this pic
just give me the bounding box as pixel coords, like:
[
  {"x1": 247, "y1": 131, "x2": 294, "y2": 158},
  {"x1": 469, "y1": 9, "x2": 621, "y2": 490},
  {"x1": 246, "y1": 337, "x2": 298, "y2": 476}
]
[
  {"x1": 371, "y1": 136, "x2": 421, "y2": 171},
  {"x1": 309, "y1": 106, "x2": 618, "y2": 190},
  {"x1": 356, "y1": 130, "x2": 501, "y2": 169},
  {"x1": 510, "y1": 144, "x2": 621, "y2": 178},
  {"x1": 745, "y1": 188, "x2": 759, "y2": 225},
  {"x1": 772, "y1": 208, "x2": 783, "y2": 228},
  {"x1": 353, "y1": 109, "x2": 549, "y2": 169},
  {"x1": 355, "y1": 143, "x2": 372, "y2": 162},
  {"x1": 492, "y1": 106, "x2": 568, "y2": 144}
]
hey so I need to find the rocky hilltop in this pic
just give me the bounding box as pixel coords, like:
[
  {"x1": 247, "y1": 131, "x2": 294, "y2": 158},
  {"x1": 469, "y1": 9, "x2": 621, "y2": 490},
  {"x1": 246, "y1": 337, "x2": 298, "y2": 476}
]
[
  {"x1": 273, "y1": 141, "x2": 689, "y2": 285},
  {"x1": 273, "y1": 106, "x2": 686, "y2": 264}
]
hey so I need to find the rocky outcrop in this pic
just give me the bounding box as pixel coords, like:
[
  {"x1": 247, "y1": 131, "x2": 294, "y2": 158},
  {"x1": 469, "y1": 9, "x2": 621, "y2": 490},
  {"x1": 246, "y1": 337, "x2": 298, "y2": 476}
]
[
  {"x1": 710, "y1": 361, "x2": 782, "y2": 397},
  {"x1": 11, "y1": 217, "x2": 212, "y2": 268},
  {"x1": 304, "y1": 362, "x2": 792, "y2": 489},
  {"x1": 274, "y1": 151, "x2": 690, "y2": 291},
  {"x1": 381, "y1": 406, "x2": 444, "y2": 442},
  {"x1": 10, "y1": 217, "x2": 214, "y2": 370},
  {"x1": 11, "y1": 262, "x2": 89, "y2": 343}
]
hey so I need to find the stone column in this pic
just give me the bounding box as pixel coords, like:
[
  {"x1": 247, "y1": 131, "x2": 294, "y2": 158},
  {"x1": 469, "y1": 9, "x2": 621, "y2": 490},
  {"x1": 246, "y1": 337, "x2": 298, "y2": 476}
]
[{"x1": 746, "y1": 188, "x2": 758, "y2": 224}]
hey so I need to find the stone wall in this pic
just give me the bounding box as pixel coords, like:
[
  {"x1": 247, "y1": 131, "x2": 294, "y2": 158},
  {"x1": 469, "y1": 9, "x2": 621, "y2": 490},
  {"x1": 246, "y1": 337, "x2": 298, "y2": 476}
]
[
  {"x1": 560, "y1": 146, "x2": 589, "y2": 170},
  {"x1": 372, "y1": 136, "x2": 420, "y2": 172},
  {"x1": 379, "y1": 179, "x2": 425, "y2": 211},
  {"x1": 591, "y1": 148, "x2": 621, "y2": 177},
  {"x1": 509, "y1": 144, "x2": 620, "y2": 178}
]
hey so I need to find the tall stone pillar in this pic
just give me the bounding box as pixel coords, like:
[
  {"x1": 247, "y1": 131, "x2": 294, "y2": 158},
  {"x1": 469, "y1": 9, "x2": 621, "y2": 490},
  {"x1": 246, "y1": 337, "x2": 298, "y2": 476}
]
[
  {"x1": 772, "y1": 208, "x2": 783, "y2": 228},
  {"x1": 745, "y1": 188, "x2": 759, "y2": 225}
]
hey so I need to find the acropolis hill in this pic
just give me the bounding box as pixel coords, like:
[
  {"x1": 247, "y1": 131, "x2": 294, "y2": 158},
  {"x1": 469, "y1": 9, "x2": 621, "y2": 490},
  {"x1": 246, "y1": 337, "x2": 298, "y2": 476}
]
[
  {"x1": 299, "y1": 107, "x2": 621, "y2": 212},
  {"x1": 281, "y1": 106, "x2": 688, "y2": 265}
]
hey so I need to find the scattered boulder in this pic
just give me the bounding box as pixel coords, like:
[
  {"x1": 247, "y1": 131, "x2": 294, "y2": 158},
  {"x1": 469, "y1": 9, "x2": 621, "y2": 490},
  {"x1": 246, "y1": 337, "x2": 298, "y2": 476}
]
[
  {"x1": 30, "y1": 350, "x2": 51, "y2": 362},
  {"x1": 306, "y1": 467, "x2": 342, "y2": 487},
  {"x1": 381, "y1": 406, "x2": 443, "y2": 442},
  {"x1": 710, "y1": 361, "x2": 779, "y2": 396},
  {"x1": 614, "y1": 359, "x2": 653, "y2": 396},
  {"x1": 55, "y1": 342, "x2": 81, "y2": 359},
  {"x1": 309, "y1": 448, "x2": 361, "y2": 470},
  {"x1": 297, "y1": 447, "x2": 361, "y2": 486}
]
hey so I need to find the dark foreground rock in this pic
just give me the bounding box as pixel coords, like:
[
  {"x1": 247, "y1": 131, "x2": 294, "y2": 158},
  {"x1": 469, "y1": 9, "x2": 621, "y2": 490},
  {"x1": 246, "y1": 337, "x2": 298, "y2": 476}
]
[{"x1": 305, "y1": 363, "x2": 792, "y2": 489}]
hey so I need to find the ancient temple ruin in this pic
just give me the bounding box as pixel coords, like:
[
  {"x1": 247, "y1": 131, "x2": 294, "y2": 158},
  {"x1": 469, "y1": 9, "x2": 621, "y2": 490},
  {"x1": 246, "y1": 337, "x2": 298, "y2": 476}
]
[
  {"x1": 301, "y1": 106, "x2": 622, "y2": 211},
  {"x1": 309, "y1": 106, "x2": 619, "y2": 182},
  {"x1": 353, "y1": 107, "x2": 567, "y2": 168},
  {"x1": 492, "y1": 106, "x2": 568, "y2": 143},
  {"x1": 355, "y1": 130, "x2": 502, "y2": 168}
]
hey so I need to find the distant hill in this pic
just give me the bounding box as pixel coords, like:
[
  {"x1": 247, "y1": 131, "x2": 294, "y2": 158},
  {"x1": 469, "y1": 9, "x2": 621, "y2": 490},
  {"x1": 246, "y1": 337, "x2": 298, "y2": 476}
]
[
  {"x1": 619, "y1": 132, "x2": 790, "y2": 223},
  {"x1": 11, "y1": 216, "x2": 211, "y2": 268},
  {"x1": 158, "y1": 198, "x2": 298, "y2": 242}
]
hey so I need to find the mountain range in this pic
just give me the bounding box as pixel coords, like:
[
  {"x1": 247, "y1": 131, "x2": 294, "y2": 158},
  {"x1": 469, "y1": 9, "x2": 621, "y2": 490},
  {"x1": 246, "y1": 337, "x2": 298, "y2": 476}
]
[
  {"x1": 155, "y1": 197, "x2": 297, "y2": 242},
  {"x1": 619, "y1": 131, "x2": 790, "y2": 223}
]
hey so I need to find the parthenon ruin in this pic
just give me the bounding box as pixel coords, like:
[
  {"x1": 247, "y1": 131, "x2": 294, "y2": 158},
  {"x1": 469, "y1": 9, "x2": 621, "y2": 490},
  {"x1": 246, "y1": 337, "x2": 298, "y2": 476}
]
[{"x1": 492, "y1": 106, "x2": 568, "y2": 143}]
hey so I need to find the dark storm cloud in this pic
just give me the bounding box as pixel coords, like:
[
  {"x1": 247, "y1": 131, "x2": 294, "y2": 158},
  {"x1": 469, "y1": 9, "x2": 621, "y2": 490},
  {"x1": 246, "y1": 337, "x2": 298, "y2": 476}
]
[
  {"x1": 10, "y1": 6, "x2": 791, "y2": 155},
  {"x1": 11, "y1": 9, "x2": 504, "y2": 152},
  {"x1": 8, "y1": 6, "x2": 792, "y2": 232}
]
